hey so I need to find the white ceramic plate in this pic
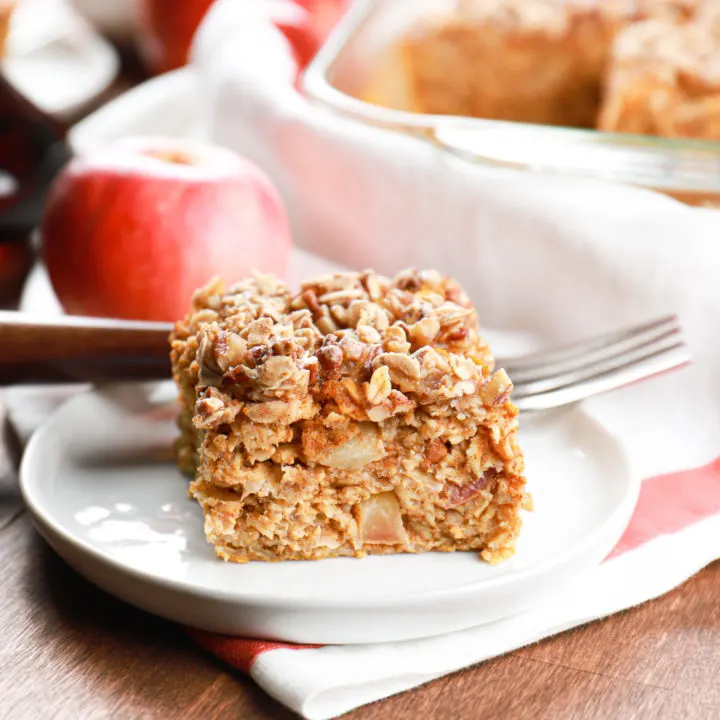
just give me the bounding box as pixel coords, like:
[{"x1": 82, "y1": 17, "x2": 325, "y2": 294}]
[
  {"x1": 3, "y1": 0, "x2": 119, "y2": 118},
  {"x1": 20, "y1": 381, "x2": 639, "y2": 645}
]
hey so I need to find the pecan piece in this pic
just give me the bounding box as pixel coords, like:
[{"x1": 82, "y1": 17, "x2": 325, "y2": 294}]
[
  {"x1": 424, "y1": 438, "x2": 448, "y2": 465},
  {"x1": 301, "y1": 289, "x2": 320, "y2": 313},
  {"x1": 316, "y1": 339, "x2": 344, "y2": 381},
  {"x1": 445, "y1": 470, "x2": 497, "y2": 508}
]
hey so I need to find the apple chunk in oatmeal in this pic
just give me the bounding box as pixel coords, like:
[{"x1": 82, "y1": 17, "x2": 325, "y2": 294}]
[{"x1": 170, "y1": 269, "x2": 529, "y2": 564}]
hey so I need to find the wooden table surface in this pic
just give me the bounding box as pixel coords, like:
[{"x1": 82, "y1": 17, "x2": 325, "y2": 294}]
[{"x1": 2, "y1": 35, "x2": 720, "y2": 720}]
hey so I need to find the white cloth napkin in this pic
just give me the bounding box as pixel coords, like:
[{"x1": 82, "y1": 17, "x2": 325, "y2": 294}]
[{"x1": 178, "y1": 1, "x2": 720, "y2": 717}]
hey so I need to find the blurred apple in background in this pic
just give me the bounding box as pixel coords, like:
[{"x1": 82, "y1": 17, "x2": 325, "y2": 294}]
[
  {"x1": 135, "y1": 0, "x2": 348, "y2": 75},
  {"x1": 135, "y1": 0, "x2": 214, "y2": 75},
  {"x1": 41, "y1": 137, "x2": 292, "y2": 322},
  {"x1": 296, "y1": 0, "x2": 348, "y2": 43}
]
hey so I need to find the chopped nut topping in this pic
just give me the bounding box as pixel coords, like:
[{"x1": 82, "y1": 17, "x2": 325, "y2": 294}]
[
  {"x1": 171, "y1": 269, "x2": 527, "y2": 564},
  {"x1": 316, "y1": 341, "x2": 344, "y2": 381}
]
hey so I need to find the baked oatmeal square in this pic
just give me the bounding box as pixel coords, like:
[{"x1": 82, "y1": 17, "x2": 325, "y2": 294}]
[{"x1": 171, "y1": 269, "x2": 528, "y2": 564}]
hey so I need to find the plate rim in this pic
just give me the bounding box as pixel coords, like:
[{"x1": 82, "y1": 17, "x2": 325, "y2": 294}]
[{"x1": 20, "y1": 383, "x2": 641, "y2": 610}]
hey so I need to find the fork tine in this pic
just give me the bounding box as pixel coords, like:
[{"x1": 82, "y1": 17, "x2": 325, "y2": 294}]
[
  {"x1": 513, "y1": 342, "x2": 691, "y2": 413},
  {"x1": 511, "y1": 329, "x2": 684, "y2": 395},
  {"x1": 496, "y1": 315, "x2": 678, "y2": 374},
  {"x1": 502, "y1": 315, "x2": 679, "y2": 383}
]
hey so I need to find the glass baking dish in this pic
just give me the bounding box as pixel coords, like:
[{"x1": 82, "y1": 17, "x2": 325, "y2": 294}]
[{"x1": 302, "y1": 0, "x2": 720, "y2": 207}]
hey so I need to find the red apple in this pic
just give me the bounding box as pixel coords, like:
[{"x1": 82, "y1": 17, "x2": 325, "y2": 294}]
[
  {"x1": 42, "y1": 137, "x2": 292, "y2": 322},
  {"x1": 135, "y1": 0, "x2": 215, "y2": 75}
]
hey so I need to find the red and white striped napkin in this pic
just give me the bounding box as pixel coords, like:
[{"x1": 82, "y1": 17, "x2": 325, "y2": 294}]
[{"x1": 16, "y1": 1, "x2": 720, "y2": 718}]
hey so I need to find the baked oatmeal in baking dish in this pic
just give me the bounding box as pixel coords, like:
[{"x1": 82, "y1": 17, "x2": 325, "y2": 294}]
[
  {"x1": 395, "y1": 0, "x2": 703, "y2": 130},
  {"x1": 599, "y1": 7, "x2": 720, "y2": 139},
  {"x1": 171, "y1": 270, "x2": 528, "y2": 564}
]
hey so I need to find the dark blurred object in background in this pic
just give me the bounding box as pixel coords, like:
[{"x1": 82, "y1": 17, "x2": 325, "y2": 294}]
[
  {"x1": 0, "y1": 71, "x2": 70, "y2": 307},
  {"x1": 0, "y1": 1, "x2": 13, "y2": 56}
]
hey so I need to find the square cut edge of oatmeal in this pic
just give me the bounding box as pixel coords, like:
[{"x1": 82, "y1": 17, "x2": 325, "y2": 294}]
[{"x1": 170, "y1": 268, "x2": 529, "y2": 565}]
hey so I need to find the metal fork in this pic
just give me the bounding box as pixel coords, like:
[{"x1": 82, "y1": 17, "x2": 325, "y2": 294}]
[{"x1": 497, "y1": 315, "x2": 691, "y2": 412}]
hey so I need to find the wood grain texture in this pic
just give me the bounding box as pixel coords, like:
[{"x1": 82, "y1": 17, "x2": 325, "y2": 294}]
[
  {"x1": 0, "y1": 515, "x2": 296, "y2": 720},
  {"x1": 0, "y1": 313, "x2": 171, "y2": 385},
  {"x1": 0, "y1": 312, "x2": 171, "y2": 361},
  {"x1": 1, "y1": 499, "x2": 718, "y2": 720}
]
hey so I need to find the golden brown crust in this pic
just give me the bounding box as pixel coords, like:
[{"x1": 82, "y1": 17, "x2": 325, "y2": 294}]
[{"x1": 171, "y1": 269, "x2": 528, "y2": 565}]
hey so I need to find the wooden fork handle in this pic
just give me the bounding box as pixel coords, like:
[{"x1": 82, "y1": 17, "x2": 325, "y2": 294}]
[{"x1": 0, "y1": 311, "x2": 174, "y2": 385}]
